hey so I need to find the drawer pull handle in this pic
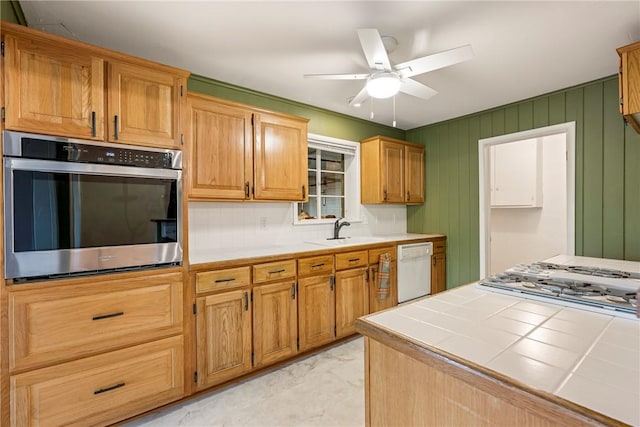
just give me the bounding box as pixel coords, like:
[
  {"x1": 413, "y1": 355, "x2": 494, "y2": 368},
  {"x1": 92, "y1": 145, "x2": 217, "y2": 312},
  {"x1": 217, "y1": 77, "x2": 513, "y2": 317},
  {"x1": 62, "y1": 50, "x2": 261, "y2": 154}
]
[
  {"x1": 214, "y1": 277, "x2": 236, "y2": 283},
  {"x1": 114, "y1": 115, "x2": 119, "y2": 140},
  {"x1": 92, "y1": 311, "x2": 124, "y2": 321},
  {"x1": 94, "y1": 382, "x2": 125, "y2": 395},
  {"x1": 268, "y1": 269, "x2": 285, "y2": 274},
  {"x1": 311, "y1": 263, "x2": 325, "y2": 268},
  {"x1": 349, "y1": 258, "x2": 360, "y2": 263}
]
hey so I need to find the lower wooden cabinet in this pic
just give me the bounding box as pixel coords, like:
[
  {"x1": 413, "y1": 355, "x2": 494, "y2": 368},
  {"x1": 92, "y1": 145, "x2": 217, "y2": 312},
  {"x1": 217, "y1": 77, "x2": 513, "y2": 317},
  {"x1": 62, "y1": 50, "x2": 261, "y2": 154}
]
[
  {"x1": 297, "y1": 274, "x2": 335, "y2": 352},
  {"x1": 195, "y1": 289, "x2": 252, "y2": 389},
  {"x1": 431, "y1": 240, "x2": 447, "y2": 294},
  {"x1": 253, "y1": 281, "x2": 298, "y2": 368},
  {"x1": 368, "y1": 247, "x2": 398, "y2": 313},
  {"x1": 10, "y1": 335, "x2": 184, "y2": 427},
  {"x1": 335, "y1": 267, "x2": 368, "y2": 338}
]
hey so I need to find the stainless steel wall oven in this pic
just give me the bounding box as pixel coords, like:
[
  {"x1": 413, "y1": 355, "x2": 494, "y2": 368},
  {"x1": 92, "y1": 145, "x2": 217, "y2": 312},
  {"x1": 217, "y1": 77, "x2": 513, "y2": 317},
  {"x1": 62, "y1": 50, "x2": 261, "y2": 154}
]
[{"x1": 3, "y1": 131, "x2": 183, "y2": 281}]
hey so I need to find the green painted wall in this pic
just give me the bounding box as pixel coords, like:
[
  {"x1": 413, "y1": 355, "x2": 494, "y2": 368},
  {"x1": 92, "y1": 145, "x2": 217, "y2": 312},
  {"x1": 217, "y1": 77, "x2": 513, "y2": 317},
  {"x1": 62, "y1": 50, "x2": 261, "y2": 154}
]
[
  {"x1": 188, "y1": 74, "x2": 405, "y2": 142},
  {"x1": 406, "y1": 76, "x2": 640, "y2": 289},
  {"x1": 0, "y1": 1, "x2": 26, "y2": 24}
]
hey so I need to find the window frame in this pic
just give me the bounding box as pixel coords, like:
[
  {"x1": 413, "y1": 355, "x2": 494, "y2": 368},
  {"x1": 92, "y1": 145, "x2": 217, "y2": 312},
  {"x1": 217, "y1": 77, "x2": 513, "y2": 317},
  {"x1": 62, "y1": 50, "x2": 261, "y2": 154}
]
[{"x1": 293, "y1": 133, "x2": 361, "y2": 225}]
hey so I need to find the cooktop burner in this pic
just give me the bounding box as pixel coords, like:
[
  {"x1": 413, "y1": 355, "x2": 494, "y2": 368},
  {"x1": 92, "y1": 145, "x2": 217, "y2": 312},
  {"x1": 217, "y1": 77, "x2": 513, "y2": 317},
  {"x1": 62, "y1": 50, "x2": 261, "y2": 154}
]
[{"x1": 478, "y1": 262, "x2": 640, "y2": 318}]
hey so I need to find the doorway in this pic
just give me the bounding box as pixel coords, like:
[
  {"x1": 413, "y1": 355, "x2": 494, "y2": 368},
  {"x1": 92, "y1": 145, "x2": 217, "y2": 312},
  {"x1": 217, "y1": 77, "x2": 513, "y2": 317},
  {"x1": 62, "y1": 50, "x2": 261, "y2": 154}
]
[{"x1": 478, "y1": 122, "x2": 576, "y2": 278}]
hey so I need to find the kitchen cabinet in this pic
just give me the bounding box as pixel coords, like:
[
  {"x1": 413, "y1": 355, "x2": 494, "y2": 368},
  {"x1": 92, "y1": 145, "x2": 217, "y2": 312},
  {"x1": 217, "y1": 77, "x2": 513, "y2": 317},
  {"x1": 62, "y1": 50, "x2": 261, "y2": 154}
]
[
  {"x1": 490, "y1": 140, "x2": 542, "y2": 208},
  {"x1": 1, "y1": 22, "x2": 189, "y2": 148},
  {"x1": 186, "y1": 93, "x2": 309, "y2": 202},
  {"x1": 360, "y1": 135, "x2": 425, "y2": 204},
  {"x1": 6, "y1": 269, "x2": 184, "y2": 426},
  {"x1": 107, "y1": 60, "x2": 185, "y2": 148},
  {"x1": 617, "y1": 40, "x2": 640, "y2": 133},
  {"x1": 297, "y1": 273, "x2": 335, "y2": 352},
  {"x1": 195, "y1": 288, "x2": 252, "y2": 389},
  {"x1": 368, "y1": 246, "x2": 398, "y2": 313},
  {"x1": 431, "y1": 239, "x2": 447, "y2": 294},
  {"x1": 2, "y1": 32, "x2": 105, "y2": 140},
  {"x1": 334, "y1": 251, "x2": 369, "y2": 338},
  {"x1": 253, "y1": 281, "x2": 298, "y2": 367}
]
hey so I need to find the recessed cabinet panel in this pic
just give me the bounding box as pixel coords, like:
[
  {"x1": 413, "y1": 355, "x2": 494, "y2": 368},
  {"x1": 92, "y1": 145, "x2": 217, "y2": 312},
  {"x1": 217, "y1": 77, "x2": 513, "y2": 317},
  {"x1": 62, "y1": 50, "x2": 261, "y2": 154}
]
[
  {"x1": 297, "y1": 274, "x2": 335, "y2": 352},
  {"x1": 335, "y1": 268, "x2": 368, "y2": 338},
  {"x1": 4, "y1": 34, "x2": 105, "y2": 139},
  {"x1": 254, "y1": 112, "x2": 308, "y2": 201},
  {"x1": 405, "y1": 145, "x2": 425, "y2": 204},
  {"x1": 381, "y1": 141, "x2": 405, "y2": 203},
  {"x1": 490, "y1": 139, "x2": 542, "y2": 208},
  {"x1": 108, "y1": 60, "x2": 183, "y2": 148},
  {"x1": 187, "y1": 95, "x2": 253, "y2": 200}
]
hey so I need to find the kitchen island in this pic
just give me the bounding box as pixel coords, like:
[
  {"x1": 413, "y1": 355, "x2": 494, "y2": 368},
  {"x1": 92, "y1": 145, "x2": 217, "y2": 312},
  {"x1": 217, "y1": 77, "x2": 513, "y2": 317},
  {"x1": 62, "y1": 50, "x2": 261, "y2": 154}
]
[{"x1": 356, "y1": 256, "x2": 640, "y2": 426}]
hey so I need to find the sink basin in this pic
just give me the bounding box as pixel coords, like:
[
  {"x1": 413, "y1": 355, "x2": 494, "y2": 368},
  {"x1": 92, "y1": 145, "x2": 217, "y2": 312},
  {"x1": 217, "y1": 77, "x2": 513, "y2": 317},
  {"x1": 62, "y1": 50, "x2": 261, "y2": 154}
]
[{"x1": 306, "y1": 236, "x2": 387, "y2": 247}]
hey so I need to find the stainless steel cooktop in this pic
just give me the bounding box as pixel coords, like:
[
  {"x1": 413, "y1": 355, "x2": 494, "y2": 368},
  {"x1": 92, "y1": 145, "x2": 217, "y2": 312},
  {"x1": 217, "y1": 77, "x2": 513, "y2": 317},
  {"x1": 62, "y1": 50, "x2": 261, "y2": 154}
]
[{"x1": 478, "y1": 261, "x2": 640, "y2": 319}]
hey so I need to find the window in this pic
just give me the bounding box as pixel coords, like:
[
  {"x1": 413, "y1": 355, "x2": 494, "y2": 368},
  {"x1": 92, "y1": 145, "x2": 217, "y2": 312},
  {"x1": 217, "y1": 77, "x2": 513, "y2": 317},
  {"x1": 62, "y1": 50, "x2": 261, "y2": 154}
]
[{"x1": 294, "y1": 134, "x2": 360, "y2": 224}]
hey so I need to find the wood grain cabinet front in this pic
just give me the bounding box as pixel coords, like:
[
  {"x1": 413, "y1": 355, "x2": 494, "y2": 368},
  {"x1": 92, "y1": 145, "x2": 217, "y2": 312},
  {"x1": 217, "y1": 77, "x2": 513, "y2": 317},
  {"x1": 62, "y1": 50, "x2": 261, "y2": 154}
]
[
  {"x1": 360, "y1": 136, "x2": 425, "y2": 204},
  {"x1": 297, "y1": 274, "x2": 335, "y2": 352},
  {"x1": 253, "y1": 259, "x2": 296, "y2": 284},
  {"x1": 185, "y1": 93, "x2": 309, "y2": 202},
  {"x1": 10, "y1": 336, "x2": 184, "y2": 427},
  {"x1": 8, "y1": 273, "x2": 183, "y2": 372},
  {"x1": 253, "y1": 281, "x2": 298, "y2": 367},
  {"x1": 3, "y1": 33, "x2": 105, "y2": 140},
  {"x1": 195, "y1": 289, "x2": 252, "y2": 389},
  {"x1": 618, "y1": 41, "x2": 640, "y2": 133},
  {"x1": 107, "y1": 60, "x2": 185, "y2": 148},
  {"x1": 195, "y1": 266, "x2": 251, "y2": 294},
  {"x1": 431, "y1": 239, "x2": 447, "y2": 294}
]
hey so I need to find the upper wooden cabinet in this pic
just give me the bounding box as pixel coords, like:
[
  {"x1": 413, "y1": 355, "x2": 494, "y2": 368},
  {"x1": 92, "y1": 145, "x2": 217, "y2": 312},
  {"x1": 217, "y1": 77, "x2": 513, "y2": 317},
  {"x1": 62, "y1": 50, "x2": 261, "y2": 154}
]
[
  {"x1": 1, "y1": 22, "x2": 189, "y2": 148},
  {"x1": 3, "y1": 33, "x2": 105, "y2": 140},
  {"x1": 186, "y1": 93, "x2": 309, "y2": 202},
  {"x1": 360, "y1": 136, "x2": 425, "y2": 204},
  {"x1": 617, "y1": 41, "x2": 640, "y2": 133},
  {"x1": 107, "y1": 60, "x2": 185, "y2": 148}
]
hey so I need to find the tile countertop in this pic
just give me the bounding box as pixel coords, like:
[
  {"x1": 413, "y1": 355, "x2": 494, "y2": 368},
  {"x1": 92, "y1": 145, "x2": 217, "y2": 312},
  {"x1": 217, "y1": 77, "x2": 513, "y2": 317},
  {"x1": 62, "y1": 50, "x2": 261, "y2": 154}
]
[
  {"x1": 363, "y1": 257, "x2": 640, "y2": 426},
  {"x1": 189, "y1": 233, "x2": 444, "y2": 265}
]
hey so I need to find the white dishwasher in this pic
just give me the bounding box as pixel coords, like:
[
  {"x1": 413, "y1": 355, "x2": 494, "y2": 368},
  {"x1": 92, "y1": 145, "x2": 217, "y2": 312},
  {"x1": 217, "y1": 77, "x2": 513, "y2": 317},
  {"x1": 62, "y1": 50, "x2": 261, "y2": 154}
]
[{"x1": 397, "y1": 242, "x2": 433, "y2": 303}]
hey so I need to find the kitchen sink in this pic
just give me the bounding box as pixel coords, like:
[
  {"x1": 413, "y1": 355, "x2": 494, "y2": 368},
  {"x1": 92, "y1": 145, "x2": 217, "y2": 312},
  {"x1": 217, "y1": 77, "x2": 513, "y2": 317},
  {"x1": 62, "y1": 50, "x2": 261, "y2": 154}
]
[{"x1": 306, "y1": 236, "x2": 387, "y2": 247}]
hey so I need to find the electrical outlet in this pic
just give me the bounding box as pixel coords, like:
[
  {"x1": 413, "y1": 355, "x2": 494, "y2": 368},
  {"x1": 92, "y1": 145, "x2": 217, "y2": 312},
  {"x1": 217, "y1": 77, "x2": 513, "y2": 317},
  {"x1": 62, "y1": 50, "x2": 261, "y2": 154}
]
[{"x1": 259, "y1": 217, "x2": 267, "y2": 229}]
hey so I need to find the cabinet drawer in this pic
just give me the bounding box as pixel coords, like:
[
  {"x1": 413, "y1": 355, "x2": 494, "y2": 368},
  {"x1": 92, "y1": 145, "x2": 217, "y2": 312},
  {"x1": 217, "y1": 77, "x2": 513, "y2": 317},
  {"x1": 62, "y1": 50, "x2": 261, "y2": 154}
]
[
  {"x1": 368, "y1": 246, "x2": 397, "y2": 264},
  {"x1": 9, "y1": 275, "x2": 183, "y2": 371},
  {"x1": 11, "y1": 336, "x2": 184, "y2": 427},
  {"x1": 196, "y1": 266, "x2": 251, "y2": 294},
  {"x1": 298, "y1": 254, "x2": 334, "y2": 276},
  {"x1": 253, "y1": 259, "x2": 296, "y2": 283},
  {"x1": 335, "y1": 250, "x2": 368, "y2": 270}
]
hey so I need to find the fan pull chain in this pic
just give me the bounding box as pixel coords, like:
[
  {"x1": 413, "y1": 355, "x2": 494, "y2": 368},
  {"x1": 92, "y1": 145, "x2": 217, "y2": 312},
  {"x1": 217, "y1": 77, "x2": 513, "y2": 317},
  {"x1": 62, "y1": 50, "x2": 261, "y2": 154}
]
[
  {"x1": 370, "y1": 98, "x2": 374, "y2": 120},
  {"x1": 392, "y1": 96, "x2": 397, "y2": 128}
]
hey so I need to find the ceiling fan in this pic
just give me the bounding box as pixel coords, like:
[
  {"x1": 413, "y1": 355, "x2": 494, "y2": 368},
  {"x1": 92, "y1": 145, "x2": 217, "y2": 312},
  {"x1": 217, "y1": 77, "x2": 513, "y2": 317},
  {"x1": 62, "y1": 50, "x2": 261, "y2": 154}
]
[{"x1": 304, "y1": 29, "x2": 474, "y2": 107}]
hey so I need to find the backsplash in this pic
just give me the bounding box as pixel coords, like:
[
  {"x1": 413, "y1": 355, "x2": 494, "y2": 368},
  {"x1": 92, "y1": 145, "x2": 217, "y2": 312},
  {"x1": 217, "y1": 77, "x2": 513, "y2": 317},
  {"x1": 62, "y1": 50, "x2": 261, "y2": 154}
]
[{"x1": 188, "y1": 202, "x2": 406, "y2": 261}]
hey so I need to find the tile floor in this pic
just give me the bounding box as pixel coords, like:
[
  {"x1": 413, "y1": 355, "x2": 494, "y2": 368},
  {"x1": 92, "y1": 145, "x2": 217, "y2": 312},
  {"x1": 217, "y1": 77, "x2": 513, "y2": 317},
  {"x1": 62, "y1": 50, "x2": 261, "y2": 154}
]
[{"x1": 123, "y1": 337, "x2": 364, "y2": 427}]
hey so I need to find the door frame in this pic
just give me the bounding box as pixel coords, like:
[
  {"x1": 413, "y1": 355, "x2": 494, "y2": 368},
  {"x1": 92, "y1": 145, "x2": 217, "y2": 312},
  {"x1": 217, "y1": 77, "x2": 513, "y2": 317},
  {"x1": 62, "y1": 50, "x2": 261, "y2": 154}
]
[{"x1": 478, "y1": 121, "x2": 576, "y2": 278}]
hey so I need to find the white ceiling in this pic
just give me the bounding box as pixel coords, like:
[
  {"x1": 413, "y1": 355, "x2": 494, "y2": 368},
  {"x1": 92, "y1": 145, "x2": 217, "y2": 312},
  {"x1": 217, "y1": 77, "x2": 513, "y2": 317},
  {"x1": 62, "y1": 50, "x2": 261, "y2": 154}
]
[{"x1": 19, "y1": 1, "x2": 640, "y2": 130}]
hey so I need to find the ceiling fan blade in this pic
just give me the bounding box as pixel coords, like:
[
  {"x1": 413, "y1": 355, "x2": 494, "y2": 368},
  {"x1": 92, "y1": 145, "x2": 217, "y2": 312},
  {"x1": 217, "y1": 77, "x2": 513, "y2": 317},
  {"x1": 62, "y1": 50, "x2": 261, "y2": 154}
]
[
  {"x1": 395, "y1": 44, "x2": 474, "y2": 78},
  {"x1": 399, "y1": 78, "x2": 438, "y2": 100},
  {"x1": 357, "y1": 28, "x2": 391, "y2": 71},
  {"x1": 349, "y1": 85, "x2": 369, "y2": 106},
  {"x1": 303, "y1": 73, "x2": 369, "y2": 80}
]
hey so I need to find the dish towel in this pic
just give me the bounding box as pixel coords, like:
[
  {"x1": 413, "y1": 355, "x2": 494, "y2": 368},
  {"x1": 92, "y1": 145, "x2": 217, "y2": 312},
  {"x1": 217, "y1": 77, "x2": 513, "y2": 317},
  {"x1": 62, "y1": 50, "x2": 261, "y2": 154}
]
[{"x1": 377, "y1": 253, "x2": 391, "y2": 300}]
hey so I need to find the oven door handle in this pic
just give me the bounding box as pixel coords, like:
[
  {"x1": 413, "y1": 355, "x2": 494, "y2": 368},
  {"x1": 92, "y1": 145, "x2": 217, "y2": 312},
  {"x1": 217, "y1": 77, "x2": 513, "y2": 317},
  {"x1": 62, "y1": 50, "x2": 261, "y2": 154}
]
[{"x1": 4, "y1": 158, "x2": 181, "y2": 180}]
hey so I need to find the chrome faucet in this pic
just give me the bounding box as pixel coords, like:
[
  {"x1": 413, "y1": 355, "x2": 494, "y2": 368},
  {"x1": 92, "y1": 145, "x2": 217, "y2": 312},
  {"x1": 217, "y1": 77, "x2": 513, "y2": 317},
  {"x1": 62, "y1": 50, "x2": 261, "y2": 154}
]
[{"x1": 333, "y1": 218, "x2": 351, "y2": 239}]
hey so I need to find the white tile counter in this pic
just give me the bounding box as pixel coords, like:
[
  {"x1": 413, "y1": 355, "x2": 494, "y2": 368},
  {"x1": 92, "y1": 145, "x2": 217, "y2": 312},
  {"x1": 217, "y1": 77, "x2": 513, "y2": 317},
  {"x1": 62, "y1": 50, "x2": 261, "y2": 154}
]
[
  {"x1": 189, "y1": 233, "x2": 443, "y2": 265},
  {"x1": 364, "y1": 284, "x2": 640, "y2": 425}
]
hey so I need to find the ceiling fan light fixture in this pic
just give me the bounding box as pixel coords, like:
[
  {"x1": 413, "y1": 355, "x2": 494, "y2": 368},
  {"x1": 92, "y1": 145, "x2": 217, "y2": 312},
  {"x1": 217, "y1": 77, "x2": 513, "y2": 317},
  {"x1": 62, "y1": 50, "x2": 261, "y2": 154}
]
[{"x1": 366, "y1": 72, "x2": 400, "y2": 99}]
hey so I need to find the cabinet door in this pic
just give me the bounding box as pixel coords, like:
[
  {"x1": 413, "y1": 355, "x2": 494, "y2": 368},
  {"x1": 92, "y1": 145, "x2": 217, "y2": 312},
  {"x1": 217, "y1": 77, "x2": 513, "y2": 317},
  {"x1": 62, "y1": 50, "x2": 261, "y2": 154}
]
[
  {"x1": 108, "y1": 60, "x2": 183, "y2": 148},
  {"x1": 431, "y1": 253, "x2": 447, "y2": 294},
  {"x1": 405, "y1": 145, "x2": 425, "y2": 204},
  {"x1": 297, "y1": 274, "x2": 335, "y2": 351},
  {"x1": 253, "y1": 281, "x2": 298, "y2": 367},
  {"x1": 335, "y1": 268, "x2": 368, "y2": 338},
  {"x1": 253, "y1": 112, "x2": 308, "y2": 201},
  {"x1": 4, "y1": 35, "x2": 105, "y2": 139},
  {"x1": 187, "y1": 96, "x2": 253, "y2": 200},
  {"x1": 196, "y1": 290, "x2": 252, "y2": 389},
  {"x1": 369, "y1": 262, "x2": 398, "y2": 313},
  {"x1": 380, "y1": 141, "x2": 405, "y2": 202}
]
